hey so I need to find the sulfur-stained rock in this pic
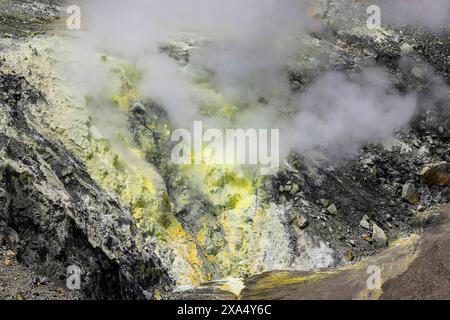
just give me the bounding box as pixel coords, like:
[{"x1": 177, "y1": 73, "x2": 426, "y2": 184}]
[
  {"x1": 0, "y1": 72, "x2": 173, "y2": 299},
  {"x1": 346, "y1": 249, "x2": 354, "y2": 261},
  {"x1": 15, "y1": 292, "x2": 25, "y2": 300},
  {"x1": 290, "y1": 183, "x2": 300, "y2": 195},
  {"x1": 326, "y1": 203, "x2": 338, "y2": 216},
  {"x1": 3, "y1": 259, "x2": 12, "y2": 266},
  {"x1": 419, "y1": 162, "x2": 450, "y2": 186},
  {"x1": 294, "y1": 212, "x2": 309, "y2": 230}
]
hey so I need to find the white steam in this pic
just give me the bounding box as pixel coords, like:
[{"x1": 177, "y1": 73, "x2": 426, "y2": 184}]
[
  {"x1": 63, "y1": 0, "x2": 423, "y2": 161},
  {"x1": 282, "y1": 70, "x2": 417, "y2": 157},
  {"x1": 73, "y1": 0, "x2": 313, "y2": 125}
]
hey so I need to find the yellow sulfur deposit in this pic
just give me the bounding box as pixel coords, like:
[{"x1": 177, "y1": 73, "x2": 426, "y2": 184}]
[{"x1": 0, "y1": 35, "x2": 290, "y2": 288}]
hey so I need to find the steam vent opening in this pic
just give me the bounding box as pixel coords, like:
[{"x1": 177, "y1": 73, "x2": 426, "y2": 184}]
[{"x1": 0, "y1": 0, "x2": 449, "y2": 303}]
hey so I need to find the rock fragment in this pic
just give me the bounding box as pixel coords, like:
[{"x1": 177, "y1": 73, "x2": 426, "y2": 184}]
[
  {"x1": 326, "y1": 203, "x2": 337, "y2": 216},
  {"x1": 419, "y1": 162, "x2": 450, "y2": 186},
  {"x1": 290, "y1": 183, "x2": 300, "y2": 195},
  {"x1": 359, "y1": 215, "x2": 371, "y2": 230},
  {"x1": 294, "y1": 212, "x2": 309, "y2": 230},
  {"x1": 372, "y1": 224, "x2": 387, "y2": 249},
  {"x1": 401, "y1": 183, "x2": 419, "y2": 205}
]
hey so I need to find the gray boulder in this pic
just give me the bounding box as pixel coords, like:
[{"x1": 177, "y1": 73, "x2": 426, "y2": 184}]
[{"x1": 372, "y1": 224, "x2": 387, "y2": 249}]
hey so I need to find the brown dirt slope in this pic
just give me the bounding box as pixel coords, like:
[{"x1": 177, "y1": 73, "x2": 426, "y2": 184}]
[{"x1": 240, "y1": 206, "x2": 450, "y2": 300}]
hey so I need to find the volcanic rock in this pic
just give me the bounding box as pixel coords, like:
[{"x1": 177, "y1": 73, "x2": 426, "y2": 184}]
[
  {"x1": 372, "y1": 224, "x2": 387, "y2": 249},
  {"x1": 419, "y1": 162, "x2": 450, "y2": 186}
]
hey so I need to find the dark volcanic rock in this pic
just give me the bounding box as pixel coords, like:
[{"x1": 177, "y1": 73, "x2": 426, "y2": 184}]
[{"x1": 0, "y1": 73, "x2": 173, "y2": 299}]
